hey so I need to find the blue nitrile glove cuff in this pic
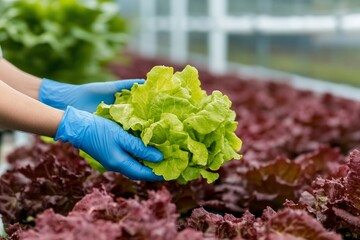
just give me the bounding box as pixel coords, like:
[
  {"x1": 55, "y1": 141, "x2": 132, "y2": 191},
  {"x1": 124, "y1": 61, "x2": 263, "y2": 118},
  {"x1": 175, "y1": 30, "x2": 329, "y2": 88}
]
[
  {"x1": 54, "y1": 106, "x2": 91, "y2": 148},
  {"x1": 39, "y1": 78, "x2": 145, "y2": 113},
  {"x1": 39, "y1": 79, "x2": 75, "y2": 111}
]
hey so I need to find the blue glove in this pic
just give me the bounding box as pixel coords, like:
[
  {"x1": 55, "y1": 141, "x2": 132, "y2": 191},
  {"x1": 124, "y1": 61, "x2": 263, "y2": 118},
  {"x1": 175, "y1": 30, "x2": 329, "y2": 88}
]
[
  {"x1": 39, "y1": 78, "x2": 144, "y2": 113},
  {"x1": 55, "y1": 106, "x2": 164, "y2": 181}
]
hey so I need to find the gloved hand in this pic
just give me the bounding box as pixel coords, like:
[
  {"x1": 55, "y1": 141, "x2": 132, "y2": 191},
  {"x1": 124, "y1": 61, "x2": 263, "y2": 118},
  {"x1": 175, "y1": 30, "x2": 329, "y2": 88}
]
[
  {"x1": 39, "y1": 78, "x2": 144, "y2": 113},
  {"x1": 55, "y1": 106, "x2": 163, "y2": 181}
]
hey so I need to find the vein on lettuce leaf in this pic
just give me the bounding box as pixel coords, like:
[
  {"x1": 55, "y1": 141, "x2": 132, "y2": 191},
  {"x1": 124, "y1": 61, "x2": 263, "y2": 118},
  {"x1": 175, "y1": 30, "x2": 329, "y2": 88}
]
[{"x1": 92, "y1": 65, "x2": 242, "y2": 183}]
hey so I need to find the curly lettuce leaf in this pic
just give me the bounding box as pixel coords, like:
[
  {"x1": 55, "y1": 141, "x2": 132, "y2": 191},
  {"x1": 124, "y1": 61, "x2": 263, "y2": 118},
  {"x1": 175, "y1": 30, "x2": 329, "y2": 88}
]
[{"x1": 94, "y1": 65, "x2": 242, "y2": 183}]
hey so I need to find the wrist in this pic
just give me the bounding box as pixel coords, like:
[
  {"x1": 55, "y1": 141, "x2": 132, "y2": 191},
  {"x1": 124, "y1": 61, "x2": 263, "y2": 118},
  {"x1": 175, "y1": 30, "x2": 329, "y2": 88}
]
[
  {"x1": 0, "y1": 80, "x2": 64, "y2": 137},
  {"x1": 0, "y1": 59, "x2": 42, "y2": 99}
]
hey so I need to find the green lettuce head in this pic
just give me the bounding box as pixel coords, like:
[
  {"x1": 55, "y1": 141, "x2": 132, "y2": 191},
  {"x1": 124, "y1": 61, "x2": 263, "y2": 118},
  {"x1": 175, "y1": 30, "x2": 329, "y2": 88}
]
[{"x1": 94, "y1": 65, "x2": 242, "y2": 183}]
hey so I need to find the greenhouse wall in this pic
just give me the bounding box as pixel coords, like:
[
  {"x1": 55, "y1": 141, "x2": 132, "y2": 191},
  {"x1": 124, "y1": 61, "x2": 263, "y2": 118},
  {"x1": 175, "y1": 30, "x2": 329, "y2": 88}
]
[{"x1": 120, "y1": 0, "x2": 360, "y2": 89}]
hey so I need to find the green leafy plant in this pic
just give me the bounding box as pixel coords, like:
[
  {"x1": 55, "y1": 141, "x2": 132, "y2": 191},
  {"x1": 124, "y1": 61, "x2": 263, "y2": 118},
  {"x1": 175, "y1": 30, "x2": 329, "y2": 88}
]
[
  {"x1": 0, "y1": 216, "x2": 7, "y2": 238},
  {"x1": 0, "y1": 0, "x2": 127, "y2": 84},
  {"x1": 94, "y1": 65, "x2": 242, "y2": 183}
]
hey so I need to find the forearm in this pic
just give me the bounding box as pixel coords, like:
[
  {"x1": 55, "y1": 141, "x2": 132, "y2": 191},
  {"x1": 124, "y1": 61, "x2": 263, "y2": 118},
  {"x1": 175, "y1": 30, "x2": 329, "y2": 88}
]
[
  {"x1": 0, "y1": 80, "x2": 63, "y2": 137},
  {"x1": 0, "y1": 58, "x2": 42, "y2": 100}
]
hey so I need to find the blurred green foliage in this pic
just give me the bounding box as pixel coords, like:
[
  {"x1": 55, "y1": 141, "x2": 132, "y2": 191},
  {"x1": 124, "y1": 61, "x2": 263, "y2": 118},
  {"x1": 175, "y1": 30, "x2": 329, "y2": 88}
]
[{"x1": 0, "y1": 0, "x2": 128, "y2": 84}]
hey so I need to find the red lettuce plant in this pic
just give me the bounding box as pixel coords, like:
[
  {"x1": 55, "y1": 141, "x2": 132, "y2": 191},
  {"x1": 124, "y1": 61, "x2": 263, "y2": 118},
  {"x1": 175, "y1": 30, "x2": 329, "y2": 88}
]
[
  {"x1": 286, "y1": 150, "x2": 360, "y2": 239},
  {"x1": 20, "y1": 187, "x2": 200, "y2": 240}
]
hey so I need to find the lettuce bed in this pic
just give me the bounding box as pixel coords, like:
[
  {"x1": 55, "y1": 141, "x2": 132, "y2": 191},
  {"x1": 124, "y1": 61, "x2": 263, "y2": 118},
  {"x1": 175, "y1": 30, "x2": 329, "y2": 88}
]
[{"x1": 2, "y1": 54, "x2": 360, "y2": 239}]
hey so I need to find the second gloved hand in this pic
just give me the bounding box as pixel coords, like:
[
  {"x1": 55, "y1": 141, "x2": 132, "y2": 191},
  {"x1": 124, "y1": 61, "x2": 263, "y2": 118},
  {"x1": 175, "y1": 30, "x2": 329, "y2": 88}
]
[
  {"x1": 39, "y1": 78, "x2": 144, "y2": 113},
  {"x1": 55, "y1": 106, "x2": 163, "y2": 181}
]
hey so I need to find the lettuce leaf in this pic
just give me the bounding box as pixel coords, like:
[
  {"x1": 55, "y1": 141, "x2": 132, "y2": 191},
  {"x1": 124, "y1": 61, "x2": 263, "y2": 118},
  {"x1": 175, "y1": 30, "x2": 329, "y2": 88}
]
[
  {"x1": 94, "y1": 65, "x2": 242, "y2": 183},
  {"x1": 183, "y1": 207, "x2": 341, "y2": 239},
  {"x1": 286, "y1": 149, "x2": 360, "y2": 238}
]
